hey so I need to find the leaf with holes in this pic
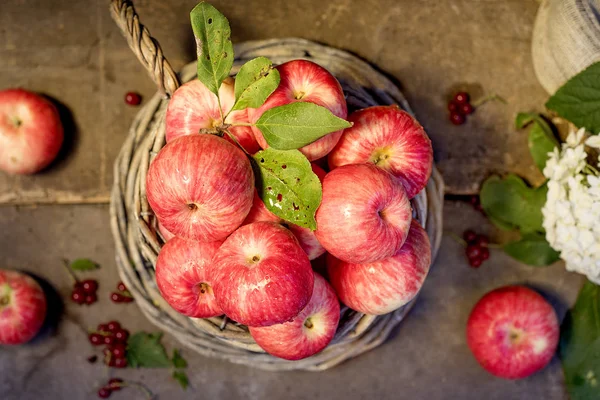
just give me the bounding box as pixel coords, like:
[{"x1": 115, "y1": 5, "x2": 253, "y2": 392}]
[
  {"x1": 503, "y1": 232, "x2": 560, "y2": 266},
  {"x1": 231, "y1": 57, "x2": 280, "y2": 112},
  {"x1": 256, "y1": 102, "x2": 352, "y2": 150},
  {"x1": 252, "y1": 148, "x2": 322, "y2": 230},
  {"x1": 69, "y1": 258, "x2": 99, "y2": 271},
  {"x1": 190, "y1": 2, "x2": 233, "y2": 97}
]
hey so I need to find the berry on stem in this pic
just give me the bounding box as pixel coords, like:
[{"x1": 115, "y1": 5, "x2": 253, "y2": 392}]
[
  {"x1": 125, "y1": 92, "x2": 141, "y2": 106},
  {"x1": 454, "y1": 92, "x2": 470, "y2": 104},
  {"x1": 448, "y1": 101, "x2": 459, "y2": 112},
  {"x1": 466, "y1": 245, "x2": 481, "y2": 259},
  {"x1": 107, "y1": 321, "x2": 121, "y2": 332},
  {"x1": 463, "y1": 230, "x2": 477, "y2": 243},
  {"x1": 89, "y1": 333, "x2": 103, "y2": 346},
  {"x1": 481, "y1": 247, "x2": 490, "y2": 260},
  {"x1": 470, "y1": 258, "x2": 482, "y2": 268},
  {"x1": 81, "y1": 279, "x2": 98, "y2": 294},
  {"x1": 461, "y1": 103, "x2": 474, "y2": 115},
  {"x1": 475, "y1": 234, "x2": 489, "y2": 248},
  {"x1": 114, "y1": 329, "x2": 129, "y2": 343},
  {"x1": 108, "y1": 378, "x2": 123, "y2": 391},
  {"x1": 111, "y1": 292, "x2": 124, "y2": 303},
  {"x1": 71, "y1": 289, "x2": 86, "y2": 304},
  {"x1": 98, "y1": 323, "x2": 109, "y2": 333},
  {"x1": 98, "y1": 387, "x2": 112, "y2": 399},
  {"x1": 104, "y1": 335, "x2": 115, "y2": 346},
  {"x1": 85, "y1": 293, "x2": 97, "y2": 305},
  {"x1": 117, "y1": 282, "x2": 127, "y2": 292},
  {"x1": 114, "y1": 357, "x2": 128, "y2": 368},
  {"x1": 450, "y1": 111, "x2": 465, "y2": 125},
  {"x1": 112, "y1": 343, "x2": 126, "y2": 358}
]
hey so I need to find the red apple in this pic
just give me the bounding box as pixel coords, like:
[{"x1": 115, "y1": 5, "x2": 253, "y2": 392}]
[
  {"x1": 315, "y1": 163, "x2": 412, "y2": 264},
  {"x1": 328, "y1": 105, "x2": 432, "y2": 199},
  {"x1": 327, "y1": 220, "x2": 430, "y2": 315},
  {"x1": 467, "y1": 285, "x2": 559, "y2": 379},
  {"x1": 155, "y1": 237, "x2": 223, "y2": 318},
  {"x1": 0, "y1": 269, "x2": 47, "y2": 345},
  {"x1": 146, "y1": 134, "x2": 254, "y2": 242},
  {"x1": 165, "y1": 78, "x2": 260, "y2": 154},
  {"x1": 210, "y1": 222, "x2": 314, "y2": 327},
  {"x1": 248, "y1": 60, "x2": 347, "y2": 161},
  {"x1": 249, "y1": 273, "x2": 340, "y2": 360},
  {"x1": 0, "y1": 89, "x2": 63, "y2": 175}
]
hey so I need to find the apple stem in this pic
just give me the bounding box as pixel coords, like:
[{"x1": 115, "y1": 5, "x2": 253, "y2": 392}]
[
  {"x1": 62, "y1": 259, "x2": 79, "y2": 284},
  {"x1": 11, "y1": 117, "x2": 22, "y2": 128},
  {"x1": 0, "y1": 295, "x2": 9, "y2": 307}
]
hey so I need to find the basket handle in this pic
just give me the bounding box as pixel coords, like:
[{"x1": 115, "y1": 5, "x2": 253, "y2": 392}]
[{"x1": 110, "y1": 0, "x2": 181, "y2": 97}]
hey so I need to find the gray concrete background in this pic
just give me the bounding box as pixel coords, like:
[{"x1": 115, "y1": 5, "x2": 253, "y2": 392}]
[{"x1": 0, "y1": 0, "x2": 584, "y2": 399}]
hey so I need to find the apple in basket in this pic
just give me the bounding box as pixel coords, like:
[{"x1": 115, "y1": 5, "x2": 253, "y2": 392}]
[
  {"x1": 315, "y1": 163, "x2": 412, "y2": 264},
  {"x1": 250, "y1": 273, "x2": 340, "y2": 360},
  {"x1": 210, "y1": 222, "x2": 314, "y2": 327},
  {"x1": 327, "y1": 220, "x2": 431, "y2": 315},
  {"x1": 0, "y1": 269, "x2": 47, "y2": 345},
  {"x1": 248, "y1": 59, "x2": 348, "y2": 161},
  {"x1": 0, "y1": 88, "x2": 63, "y2": 175},
  {"x1": 328, "y1": 105, "x2": 433, "y2": 199},
  {"x1": 467, "y1": 285, "x2": 559, "y2": 379},
  {"x1": 146, "y1": 134, "x2": 254, "y2": 242}
]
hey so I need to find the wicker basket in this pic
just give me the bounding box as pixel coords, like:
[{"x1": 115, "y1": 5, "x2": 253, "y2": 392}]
[{"x1": 108, "y1": 0, "x2": 444, "y2": 371}]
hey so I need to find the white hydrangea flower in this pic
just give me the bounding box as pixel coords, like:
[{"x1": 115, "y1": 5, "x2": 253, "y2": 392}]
[{"x1": 542, "y1": 127, "x2": 600, "y2": 284}]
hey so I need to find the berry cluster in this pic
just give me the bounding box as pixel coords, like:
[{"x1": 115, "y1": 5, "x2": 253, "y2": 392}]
[
  {"x1": 88, "y1": 320, "x2": 130, "y2": 369},
  {"x1": 71, "y1": 279, "x2": 99, "y2": 305},
  {"x1": 97, "y1": 378, "x2": 124, "y2": 399},
  {"x1": 125, "y1": 92, "x2": 142, "y2": 106},
  {"x1": 448, "y1": 92, "x2": 474, "y2": 125},
  {"x1": 463, "y1": 230, "x2": 490, "y2": 268},
  {"x1": 110, "y1": 281, "x2": 134, "y2": 303}
]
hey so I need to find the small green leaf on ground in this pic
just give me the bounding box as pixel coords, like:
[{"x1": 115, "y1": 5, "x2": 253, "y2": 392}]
[
  {"x1": 560, "y1": 280, "x2": 600, "y2": 400},
  {"x1": 190, "y1": 2, "x2": 233, "y2": 96},
  {"x1": 503, "y1": 232, "x2": 560, "y2": 266},
  {"x1": 546, "y1": 62, "x2": 600, "y2": 134},
  {"x1": 480, "y1": 175, "x2": 547, "y2": 233},
  {"x1": 172, "y1": 370, "x2": 189, "y2": 390},
  {"x1": 256, "y1": 102, "x2": 351, "y2": 150},
  {"x1": 172, "y1": 349, "x2": 188, "y2": 369},
  {"x1": 69, "y1": 259, "x2": 99, "y2": 271},
  {"x1": 252, "y1": 148, "x2": 322, "y2": 230},
  {"x1": 126, "y1": 332, "x2": 172, "y2": 368},
  {"x1": 231, "y1": 57, "x2": 280, "y2": 111}
]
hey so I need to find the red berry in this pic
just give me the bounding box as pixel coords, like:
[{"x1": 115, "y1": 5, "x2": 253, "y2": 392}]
[
  {"x1": 470, "y1": 257, "x2": 483, "y2": 268},
  {"x1": 108, "y1": 378, "x2": 123, "y2": 391},
  {"x1": 466, "y1": 245, "x2": 482, "y2": 259},
  {"x1": 112, "y1": 344, "x2": 126, "y2": 358},
  {"x1": 111, "y1": 292, "x2": 124, "y2": 303},
  {"x1": 117, "y1": 282, "x2": 127, "y2": 292},
  {"x1": 463, "y1": 230, "x2": 477, "y2": 243},
  {"x1": 98, "y1": 388, "x2": 112, "y2": 399},
  {"x1": 85, "y1": 293, "x2": 97, "y2": 305},
  {"x1": 89, "y1": 333, "x2": 103, "y2": 346},
  {"x1": 481, "y1": 247, "x2": 490, "y2": 260},
  {"x1": 104, "y1": 335, "x2": 115, "y2": 346},
  {"x1": 125, "y1": 92, "x2": 142, "y2": 106},
  {"x1": 114, "y1": 357, "x2": 128, "y2": 368},
  {"x1": 107, "y1": 321, "x2": 121, "y2": 332},
  {"x1": 454, "y1": 92, "x2": 470, "y2": 104},
  {"x1": 87, "y1": 355, "x2": 98, "y2": 363},
  {"x1": 81, "y1": 279, "x2": 98, "y2": 294},
  {"x1": 71, "y1": 289, "x2": 86, "y2": 304},
  {"x1": 461, "y1": 102, "x2": 474, "y2": 115},
  {"x1": 448, "y1": 101, "x2": 459, "y2": 112},
  {"x1": 122, "y1": 296, "x2": 134, "y2": 303},
  {"x1": 97, "y1": 323, "x2": 109, "y2": 333},
  {"x1": 476, "y1": 235, "x2": 489, "y2": 248},
  {"x1": 450, "y1": 111, "x2": 466, "y2": 125},
  {"x1": 114, "y1": 329, "x2": 129, "y2": 343}
]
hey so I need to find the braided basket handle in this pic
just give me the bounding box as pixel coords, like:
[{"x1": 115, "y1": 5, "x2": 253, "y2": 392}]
[{"x1": 110, "y1": 0, "x2": 180, "y2": 97}]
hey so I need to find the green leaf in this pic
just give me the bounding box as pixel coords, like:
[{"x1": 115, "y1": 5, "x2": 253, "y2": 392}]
[
  {"x1": 231, "y1": 57, "x2": 280, "y2": 111},
  {"x1": 256, "y1": 102, "x2": 352, "y2": 150},
  {"x1": 171, "y1": 349, "x2": 188, "y2": 369},
  {"x1": 546, "y1": 62, "x2": 600, "y2": 134},
  {"x1": 69, "y1": 258, "x2": 99, "y2": 271},
  {"x1": 480, "y1": 175, "x2": 547, "y2": 233},
  {"x1": 126, "y1": 332, "x2": 172, "y2": 368},
  {"x1": 190, "y1": 2, "x2": 233, "y2": 96},
  {"x1": 252, "y1": 148, "x2": 322, "y2": 230},
  {"x1": 503, "y1": 232, "x2": 560, "y2": 266},
  {"x1": 172, "y1": 371, "x2": 189, "y2": 390},
  {"x1": 560, "y1": 281, "x2": 600, "y2": 400},
  {"x1": 487, "y1": 214, "x2": 517, "y2": 231},
  {"x1": 515, "y1": 113, "x2": 558, "y2": 171},
  {"x1": 515, "y1": 112, "x2": 535, "y2": 129}
]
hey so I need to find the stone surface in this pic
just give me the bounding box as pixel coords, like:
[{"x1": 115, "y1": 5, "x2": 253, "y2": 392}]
[
  {"x1": 0, "y1": 202, "x2": 583, "y2": 399},
  {"x1": 0, "y1": 0, "x2": 547, "y2": 203}
]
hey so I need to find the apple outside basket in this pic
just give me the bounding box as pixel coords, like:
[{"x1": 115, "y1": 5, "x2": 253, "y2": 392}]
[{"x1": 108, "y1": 0, "x2": 445, "y2": 371}]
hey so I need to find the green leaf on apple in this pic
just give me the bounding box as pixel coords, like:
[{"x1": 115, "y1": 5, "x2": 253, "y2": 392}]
[
  {"x1": 255, "y1": 102, "x2": 352, "y2": 150},
  {"x1": 190, "y1": 2, "x2": 233, "y2": 97},
  {"x1": 171, "y1": 349, "x2": 188, "y2": 369},
  {"x1": 480, "y1": 174, "x2": 547, "y2": 234},
  {"x1": 126, "y1": 332, "x2": 172, "y2": 368},
  {"x1": 560, "y1": 280, "x2": 600, "y2": 400},
  {"x1": 503, "y1": 232, "x2": 560, "y2": 266},
  {"x1": 546, "y1": 62, "x2": 600, "y2": 135},
  {"x1": 515, "y1": 112, "x2": 558, "y2": 172},
  {"x1": 231, "y1": 57, "x2": 280, "y2": 112},
  {"x1": 252, "y1": 148, "x2": 321, "y2": 230},
  {"x1": 172, "y1": 370, "x2": 189, "y2": 390},
  {"x1": 69, "y1": 258, "x2": 99, "y2": 271}
]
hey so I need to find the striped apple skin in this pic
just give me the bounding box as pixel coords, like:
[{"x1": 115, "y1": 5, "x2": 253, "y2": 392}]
[
  {"x1": 315, "y1": 163, "x2": 412, "y2": 264},
  {"x1": 210, "y1": 222, "x2": 314, "y2": 327},
  {"x1": 328, "y1": 105, "x2": 433, "y2": 199},
  {"x1": 155, "y1": 237, "x2": 223, "y2": 318},
  {"x1": 249, "y1": 273, "x2": 340, "y2": 360},
  {"x1": 467, "y1": 286, "x2": 559, "y2": 380},
  {"x1": 0, "y1": 269, "x2": 47, "y2": 345},
  {"x1": 327, "y1": 220, "x2": 430, "y2": 315},
  {"x1": 146, "y1": 134, "x2": 254, "y2": 242},
  {"x1": 248, "y1": 60, "x2": 347, "y2": 161}
]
